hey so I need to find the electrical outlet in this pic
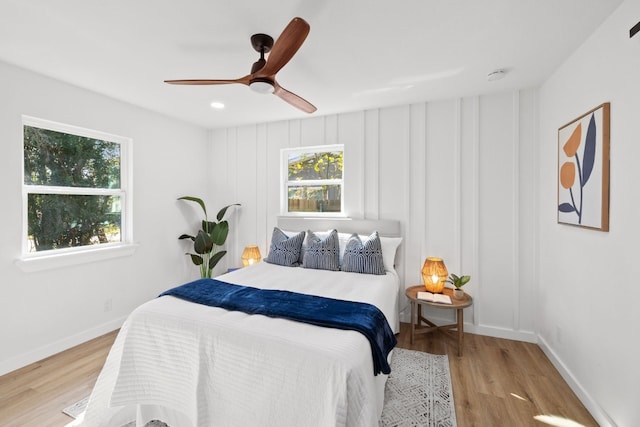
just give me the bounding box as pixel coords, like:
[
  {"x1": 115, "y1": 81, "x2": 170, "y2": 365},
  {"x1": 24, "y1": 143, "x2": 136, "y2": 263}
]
[{"x1": 104, "y1": 298, "x2": 113, "y2": 312}]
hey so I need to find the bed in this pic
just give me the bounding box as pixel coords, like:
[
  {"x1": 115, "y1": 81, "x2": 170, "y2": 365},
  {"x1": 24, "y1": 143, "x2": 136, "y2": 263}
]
[{"x1": 78, "y1": 218, "x2": 402, "y2": 427}]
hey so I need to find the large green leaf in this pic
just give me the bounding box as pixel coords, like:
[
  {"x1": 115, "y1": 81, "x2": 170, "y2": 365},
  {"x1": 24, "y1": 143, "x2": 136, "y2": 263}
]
[
  {"x1": 216, "y1": 203, "x2": 240, "y2": 221},
  {"x1": 210, "y1": 221, "x2": 229, "y2": 245},
  {"x1": 202, "y1": 220, "x2": 217, "y2": 234},
  {"x1": 188, "y1": 253, "x2": 203, "y2": 266},
  {"x1": 208, "y1": 250, "x2": 227, "y2": 270},
  {"x1": 193, "y1": 230, "x2": 213, "y2": 254},
  {"x1": 178, "y1": 196, "x2": 207, "y2": 218}
]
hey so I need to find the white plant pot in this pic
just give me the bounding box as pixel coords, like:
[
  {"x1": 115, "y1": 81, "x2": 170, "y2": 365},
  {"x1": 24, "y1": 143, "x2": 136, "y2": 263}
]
[{"x1": 453, "y1": 289, "x2": 465, "y2": 299}]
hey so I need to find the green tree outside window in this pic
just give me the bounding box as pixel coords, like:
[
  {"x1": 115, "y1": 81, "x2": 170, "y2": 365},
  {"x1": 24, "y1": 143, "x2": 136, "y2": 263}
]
[
  {"x1": 24, "y1": 125, "x2": 123, "y2": 252},
  {"x1": 286, "y1": 149, "x2": 343, "y2": 213}
]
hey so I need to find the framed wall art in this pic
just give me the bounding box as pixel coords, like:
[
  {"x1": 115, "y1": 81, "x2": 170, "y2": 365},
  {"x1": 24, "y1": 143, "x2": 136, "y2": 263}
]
[{"x1": 557, "y1": 103, "x2": 610, "y2": 231}]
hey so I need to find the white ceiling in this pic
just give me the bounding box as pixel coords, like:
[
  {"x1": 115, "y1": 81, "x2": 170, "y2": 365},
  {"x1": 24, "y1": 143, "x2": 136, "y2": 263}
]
[{"x1": 0, "y1": 0, "x2": 623, "y2": 129}]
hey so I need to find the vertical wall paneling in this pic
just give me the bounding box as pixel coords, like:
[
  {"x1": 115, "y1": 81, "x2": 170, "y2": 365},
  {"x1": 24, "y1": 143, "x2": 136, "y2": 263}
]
[
  {"x1": 477, "y1": 92, "x2": 519, "y2": 332},
  {"x1": 235, "y1": 125, "x2": 258, "y2": 268},
  {"x1": 364, "y1": 109, "x2": 380, "y2": 219},
  {"x1": 424, "y1": 100, "x2": 457, "y2": 262},
  {"x1": 377, "y1": 106, "x2": 409, "y2": 218},
  {"x1": 227, "y1": 128, "x2": 238, "y2": 201},
  {"x1": 512, "y1": 92, "x2": 521, "y2": 332},
  {"x1": 209, "y1": 89, "x2": 538, "y2": 342},
  {"x1": 256, "y1": 123, "x2": 268, "y2": 256},
  {"x1": 515, "y1": 88, "x2": 537, "y2": 334},
  {"x1": 402, "y1": 105, "x2": 411, "y2": 291},
  {"x1": 326, "y1": 114, "x2": 338, "y2": 146},
  {"x1": 357, "y1": 112, "x2": 365, "y2": 217},
  {"x1": 231, "y1": 127, "x2": 240, "y2": 267},
  {"x1": 456, "y1": 96, "x2": 480, "y2": 326},
  {"x1": 265, "y1": 121, "x2": 289, "y2": 239},
  {"x1": 471, "y1": 96, "x2": 481, "y2": 326},
  {"x1": 407, "y1": 103, "x2": 427, "y2": 295},
  {"x1": 289, "y1": 119, "x2": 300, "y2": 147},
  {"x1": 338, "y1": 111, "x2": 365, "y2": 218},
  {"x1": 453, "y1": 99, "x2": 462, "y2": 274},
  {"x1": 531, "y1": 90, "x2": 540, "y2": 336},
  {"x1": 299, "y1": 116, "x2": 324, "y2": 146},
  {"x1": 421, "y1": 104, "x2": 429, "y2": 272},
  {"x1": 421, "y1": 100, "x2": 459, "y2": 323},
  {"x1": 208, "y1": 128, "x2": 228, "y2": 202}
]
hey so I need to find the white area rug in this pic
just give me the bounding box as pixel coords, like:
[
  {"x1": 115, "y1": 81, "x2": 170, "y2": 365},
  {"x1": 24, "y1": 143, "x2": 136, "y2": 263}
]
[
  {"x1": 379, "y1": 348, "x2": 457, "y2": 426},
  {"x1": 62, "y1": 396, "x2": 89, "y2": 419},
  {"x1": 64, "y1": 348, "x2": 456, "y2": 427}
]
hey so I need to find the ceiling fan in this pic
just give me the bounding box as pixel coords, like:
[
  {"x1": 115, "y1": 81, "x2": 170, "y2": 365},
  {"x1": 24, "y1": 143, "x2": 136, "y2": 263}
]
[{"x1": 165, "y1": 17, "x2": 316, "y2": 114}]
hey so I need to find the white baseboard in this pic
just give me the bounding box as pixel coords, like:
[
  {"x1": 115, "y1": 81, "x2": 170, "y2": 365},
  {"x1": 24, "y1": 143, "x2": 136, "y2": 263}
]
[
  {"x1": 398, "y1": 309, "x2": 615, "y2": 425},
  {"x1": 464, "y1": 323, "x2": 537, "y2": 343},
  {"x1": 537, "y1": 335, "x2": 617, "y2": 427},
  {"x1": 398, "y1": 311, "x2": 538, "y2": 343},
  {"x1": 0, "y1": 316, "x2": 126, "y2": 377}
]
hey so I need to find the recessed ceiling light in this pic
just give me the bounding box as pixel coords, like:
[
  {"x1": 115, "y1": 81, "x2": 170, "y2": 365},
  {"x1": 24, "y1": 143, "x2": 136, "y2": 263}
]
[
  {"x1": 210, "y1": 101, "x2": 225, "y2": 109},
  {"x1": 487, "y1": 69, "x2": 506, "y2": 82}
]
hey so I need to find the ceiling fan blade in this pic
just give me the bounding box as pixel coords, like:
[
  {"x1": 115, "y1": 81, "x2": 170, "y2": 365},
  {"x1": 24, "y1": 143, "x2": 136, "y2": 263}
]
[
  {"x1": 164, "y1": 75, "x2": 251, "y2": 86},
  {"x1": 256, "y1": 17, "x2": 310, "y2": 77},
  {"x1": 273, "y1": 82, "x2": 316, "y2": 113}
]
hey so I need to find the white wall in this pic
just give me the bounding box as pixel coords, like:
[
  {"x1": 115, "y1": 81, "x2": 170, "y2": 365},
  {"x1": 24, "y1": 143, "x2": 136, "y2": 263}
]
[
  {"x1": 538, "y1": 1, "x2": 640, "y2": 425},
  {"x1": 0, "y1": 61, "x2": 211, "y2": 375},
  {"x1": 209, "y1": 89, "x2": 539, "y2": 343}
]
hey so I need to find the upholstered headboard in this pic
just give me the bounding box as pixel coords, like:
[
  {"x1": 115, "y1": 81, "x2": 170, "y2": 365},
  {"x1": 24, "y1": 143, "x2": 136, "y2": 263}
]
[{"x1": 276, "y1": 216, "x2": 401, "y2": 238}]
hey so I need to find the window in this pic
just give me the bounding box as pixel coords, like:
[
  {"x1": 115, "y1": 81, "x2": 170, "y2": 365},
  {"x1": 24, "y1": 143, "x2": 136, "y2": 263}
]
[
  {"x1": 22, "y1": 116, "x2": 132, "y2": 257},
  {"x1": 281, "y1": 145, "x2": 344, "y2": 215}
]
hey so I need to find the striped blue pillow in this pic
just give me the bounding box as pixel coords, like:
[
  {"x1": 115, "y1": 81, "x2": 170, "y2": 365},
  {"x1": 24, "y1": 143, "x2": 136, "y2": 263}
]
[
  {"x1": 303, "y1": 229, "x2": 340, "y2": 271},
  {"x1": 341, "y1": 231, "x2": 386, "y2": 275},
  {"x1": 265, "y1": 228, "x2": 305, "y2": 267}
]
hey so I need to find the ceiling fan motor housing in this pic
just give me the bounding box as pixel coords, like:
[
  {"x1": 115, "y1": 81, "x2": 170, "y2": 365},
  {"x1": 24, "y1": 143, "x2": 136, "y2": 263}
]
[
  {"x1": 250, "y1": 33, "x2": 274, "y2": 53},
  {"x1": 250, "y1": 34, "x2": 274, "y2": 74}
]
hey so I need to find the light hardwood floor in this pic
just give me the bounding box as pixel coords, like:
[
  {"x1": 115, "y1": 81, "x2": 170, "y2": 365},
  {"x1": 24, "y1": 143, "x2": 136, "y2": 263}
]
[{"x1": 0, "y1": 324, "x2": 598, "y2": 426}]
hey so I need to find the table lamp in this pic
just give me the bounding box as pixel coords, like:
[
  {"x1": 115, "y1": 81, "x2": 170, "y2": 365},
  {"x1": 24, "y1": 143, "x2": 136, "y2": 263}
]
[
  {"x1": 241, "y1": 245, "x2": 262, "y2": 267},
  {"x1": 421, "y1": 257, "x2": 448, "y2": 293}
]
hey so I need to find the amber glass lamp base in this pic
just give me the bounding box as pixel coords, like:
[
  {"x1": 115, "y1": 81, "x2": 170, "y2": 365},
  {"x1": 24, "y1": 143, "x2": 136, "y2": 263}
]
[
  {"x1": 421, "y1": 257, "x2": 448, "y2": 293},
  {"x1": 423, "y1": 278, "x2": 445, "y2": 293}
]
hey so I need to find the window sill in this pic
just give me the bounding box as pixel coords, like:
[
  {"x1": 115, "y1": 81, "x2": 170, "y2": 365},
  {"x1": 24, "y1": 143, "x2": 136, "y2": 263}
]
[
  {"x1": 280, "y1": 212, "x2": 349, "y2": 218},
  {"x1": 15, "y1": 243, "x2": 139, "y2": 273}
]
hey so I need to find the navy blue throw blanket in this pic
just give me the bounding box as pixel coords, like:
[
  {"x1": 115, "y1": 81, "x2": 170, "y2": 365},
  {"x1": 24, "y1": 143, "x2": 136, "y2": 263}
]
[{"x1": 160, "y1": 279, "x2": 397, "y2": 375}]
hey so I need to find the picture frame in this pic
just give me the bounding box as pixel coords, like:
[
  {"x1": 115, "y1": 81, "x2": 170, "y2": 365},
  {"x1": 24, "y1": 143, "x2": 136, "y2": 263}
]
[{"x1": 557, "y1": 103, "x2": 610, "y2": 231}]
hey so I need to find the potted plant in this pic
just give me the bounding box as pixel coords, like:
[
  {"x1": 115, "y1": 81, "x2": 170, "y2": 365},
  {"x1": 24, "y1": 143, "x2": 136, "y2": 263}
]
[
  {"x1": 178, "y1": 196, "x2": 240, "y2": 278},
  {"x1": 446, "y1": 273, "x2": 471, "y2": 299}
]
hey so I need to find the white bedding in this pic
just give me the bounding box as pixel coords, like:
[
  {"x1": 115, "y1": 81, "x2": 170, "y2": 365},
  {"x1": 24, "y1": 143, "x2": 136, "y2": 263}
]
[{"x1": 78, "y1": 262, "x2": 399, "y2": 427}]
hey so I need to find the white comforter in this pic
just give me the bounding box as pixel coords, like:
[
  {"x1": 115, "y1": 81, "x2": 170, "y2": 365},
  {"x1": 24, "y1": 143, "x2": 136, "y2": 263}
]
[{"x1": 79, "y1": 262, "x2": 399, "y2": 427}]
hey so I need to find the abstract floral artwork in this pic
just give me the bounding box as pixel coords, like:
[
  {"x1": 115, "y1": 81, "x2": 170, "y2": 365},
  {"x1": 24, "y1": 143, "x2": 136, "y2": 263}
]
[{"x1": 557, "y1": 103, "x2": 610, "y2": 231}]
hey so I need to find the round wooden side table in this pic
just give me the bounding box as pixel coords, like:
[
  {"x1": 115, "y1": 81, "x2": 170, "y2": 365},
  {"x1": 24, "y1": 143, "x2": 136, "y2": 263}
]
[{"x1": 405, "y1": 285, "x2": 473, "y2": 356}]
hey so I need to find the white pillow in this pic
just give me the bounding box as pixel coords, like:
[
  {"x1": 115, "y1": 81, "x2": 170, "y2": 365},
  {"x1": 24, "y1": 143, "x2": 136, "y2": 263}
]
[{"x1": 380, "y1": 236, "x2": 402, "y2": 272}]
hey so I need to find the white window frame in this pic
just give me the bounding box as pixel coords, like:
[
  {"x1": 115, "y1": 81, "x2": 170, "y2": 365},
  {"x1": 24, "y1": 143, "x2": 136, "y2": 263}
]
[
  {"x1": 16, "y1": 116, "x2": 136, "y2": 272},
  {"x1": 280, "y1": 144, "x2": 345, "y2": 217}
]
